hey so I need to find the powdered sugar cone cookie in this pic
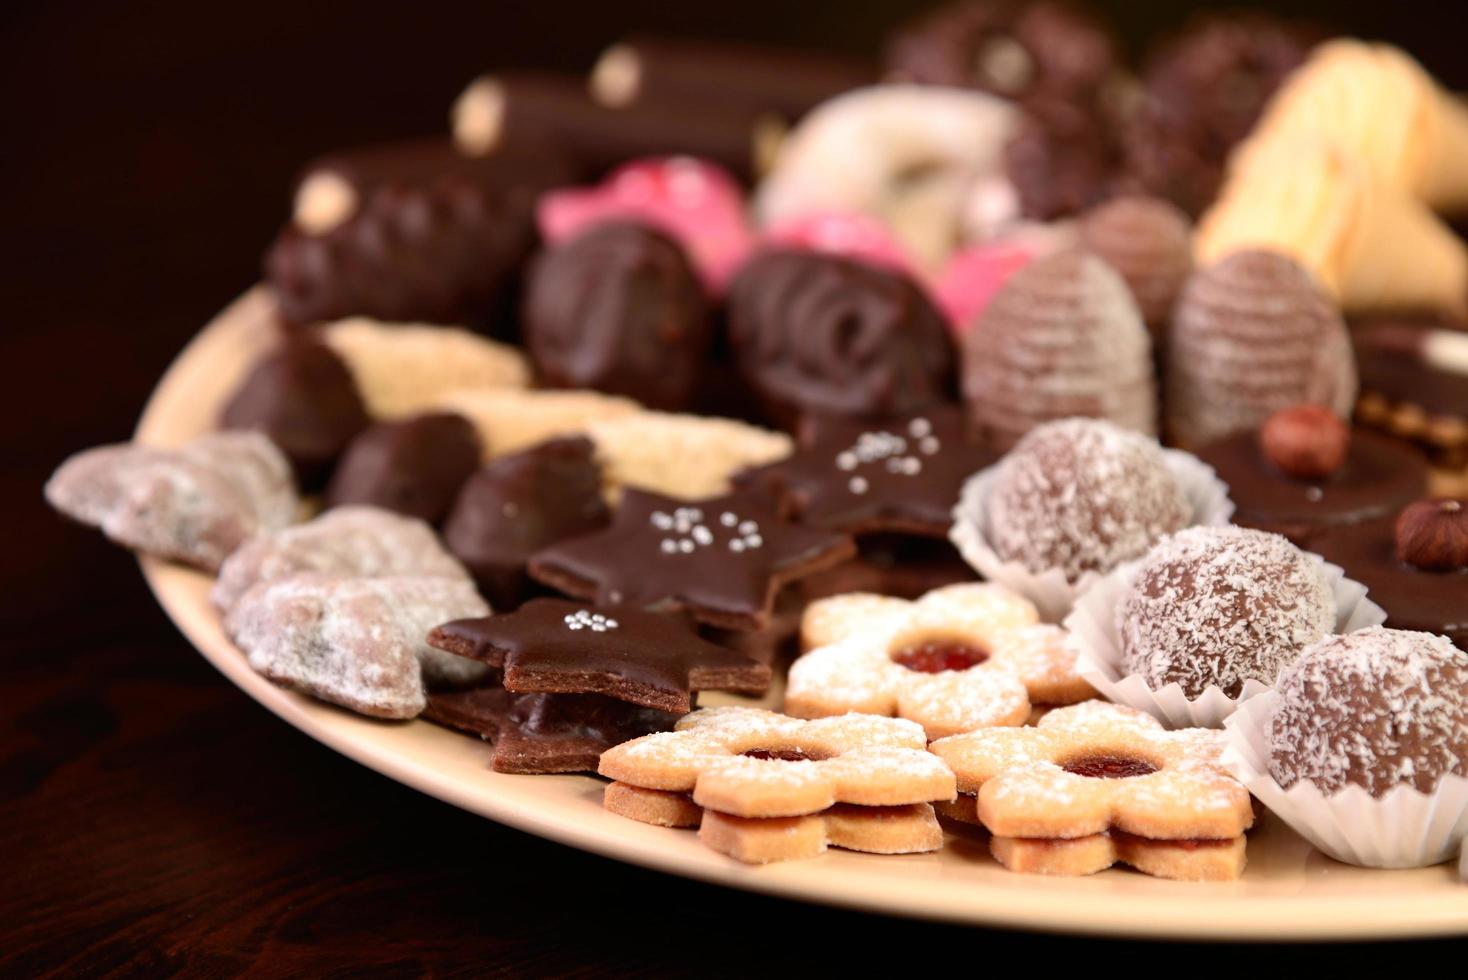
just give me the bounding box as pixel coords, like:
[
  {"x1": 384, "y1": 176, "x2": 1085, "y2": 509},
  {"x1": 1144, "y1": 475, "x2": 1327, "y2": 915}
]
[
  {"x1": 587, "y1": 411, "x2": 792, "y2": 501},
  {"x1": 320, "y1": 318, "x2": 530, "y2": 418},
  {"x1": 1222, "y1": 628, "x2": 1468, "y2": 869},
  {"x1": 787, "y1": 583, "x2": 1092, "y2": 738},
  {"x1": 1066, "y1": 528, "x2": 1386, "y2": 728},
  {"x1": 433, "y1": 387, "x2": 641, "y2": 458},
  {"x1": 950, "y1": 438, "x2": 1233, "y2": 622},
  {"x1": 699, "y1": 803, "x2": 944, "y2": 864},
  {"x1": 599, "y1": 707, "x2": 955, "y2": 817}
]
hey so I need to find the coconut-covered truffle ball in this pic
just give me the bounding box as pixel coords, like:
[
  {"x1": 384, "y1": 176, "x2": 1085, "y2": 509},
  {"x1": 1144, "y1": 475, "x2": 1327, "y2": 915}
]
[
  {"x1": 1120, "y1": 526, "x2": 1336, "y2": 698},
  {"x1": 1268, "y1": 626, "x2": 1468, "y2": 796},
  {"x1": 986, "y1": 418, "x2": 1190, "y2": 582}
]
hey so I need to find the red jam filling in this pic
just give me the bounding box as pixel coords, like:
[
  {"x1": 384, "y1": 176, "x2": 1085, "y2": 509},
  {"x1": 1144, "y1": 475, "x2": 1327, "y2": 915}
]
[
  {"x1": 742, "y1": 748, "x2": 819, "y2": 762},
  {"x1": 1061, "y1": 755, "x2": 1159, "y2": 779},
  {"x1": 891, "y1": 640, "x2": 989, "y2": 673}
]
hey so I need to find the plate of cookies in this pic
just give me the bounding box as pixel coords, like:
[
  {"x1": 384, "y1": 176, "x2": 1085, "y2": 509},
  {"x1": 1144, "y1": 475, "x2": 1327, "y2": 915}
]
[{"x1": 45, "y1": 3, "x2": 1468, "y2": 941}]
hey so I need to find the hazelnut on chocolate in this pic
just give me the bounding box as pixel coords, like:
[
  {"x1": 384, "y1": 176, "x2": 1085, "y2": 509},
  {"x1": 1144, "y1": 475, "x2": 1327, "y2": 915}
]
[
  {"x1": 1258, "y1": 404, "x2": 1350, "y2": 481},
  {"x1": 1395, "y1": 499, "x2": 1468, "y2": 572}
]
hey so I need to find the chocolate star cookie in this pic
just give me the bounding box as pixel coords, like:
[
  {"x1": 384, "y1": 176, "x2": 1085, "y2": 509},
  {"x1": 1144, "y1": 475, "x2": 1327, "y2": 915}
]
[
  {"x1": 528, "y1": 488, "x2": 855, "y2": 630},
  {"x1": 430, "y1": 599, "x2": 771, "y2": 712},
  {"x1": 740, "y1": 408, "x2": 993, "y2": 536}
]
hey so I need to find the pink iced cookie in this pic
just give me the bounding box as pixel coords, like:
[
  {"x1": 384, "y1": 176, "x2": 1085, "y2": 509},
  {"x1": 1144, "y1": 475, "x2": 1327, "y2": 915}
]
[
  {"x1": 537, "y1": 157, "x2": 755, "y2": 292},
  {"x1": 763, "y1": 212, "x2": 917, "y2": 277},
  {"x1": 933, "y1": 242, "x2": 1034, "y2": 336}
]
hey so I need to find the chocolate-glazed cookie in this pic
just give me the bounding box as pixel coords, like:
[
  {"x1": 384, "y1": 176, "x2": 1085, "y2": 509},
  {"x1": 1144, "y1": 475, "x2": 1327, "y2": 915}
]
[
  {"x1": 220, "y1": 338, "x2": 370, "y2": 488},
  {"x1": 524, "y1": 223, "x2": 712, "y2": 411},
  {"x1": 441, "y1": 437, "x2": 610, "y2": 610},
  {"x1": 727, "y1": 249, "x2": 956, "y2": 425},
  {"x1": 429, "y1": 599, "x2": 770, "y2": 713},
  {"x1": 324, "y1": 413, "x2": 481, "y2": 525}
]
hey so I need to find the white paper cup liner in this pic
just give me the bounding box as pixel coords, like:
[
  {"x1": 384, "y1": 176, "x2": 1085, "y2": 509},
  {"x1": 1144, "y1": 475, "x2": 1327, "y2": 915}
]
[
  {"x1": 1223, "y1": 693, "x2": 1468, "y2": 869},
  {"x1": 1065, "y1": 551, "x2": 1387, "y2": 729},
  {"x1": 949, "y1": 447, "x2": 1234, "y2": 623}
]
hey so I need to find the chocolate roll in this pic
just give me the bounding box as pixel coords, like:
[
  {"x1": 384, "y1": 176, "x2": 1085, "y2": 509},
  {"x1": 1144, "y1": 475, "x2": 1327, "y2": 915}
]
[
  {"x1": 451, "y1": 71, "x2": 779, "y2": 182},
  {"x1": 524, "y1": 223, "x2": 712, "y2": 411},
  {"x1": 220, "y1": 338, "x2": 370, "y2": 489},
  {"x1": 324, "y1": 413, "x2": 482, "y2": 525},
  {"x1": 590, "y1": 35, "x2": 871, "y2": 123},
  {"x1": 290, "y1": 137, "x2": 574, "y2": 236},
  {"x1": 727, "y1": 249, "x2": 957, "y2": 425}
]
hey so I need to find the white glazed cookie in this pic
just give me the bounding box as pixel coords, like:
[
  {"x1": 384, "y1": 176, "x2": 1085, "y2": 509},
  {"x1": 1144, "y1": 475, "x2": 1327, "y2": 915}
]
[{"x1": 45, "y1": 432, "x2": 297, "y2": 571}]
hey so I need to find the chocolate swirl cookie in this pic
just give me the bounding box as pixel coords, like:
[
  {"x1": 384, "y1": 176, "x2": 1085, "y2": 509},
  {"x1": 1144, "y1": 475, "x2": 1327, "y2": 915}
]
[
  {"x1": 727, "y1": 249, "x2": 956, "y2": 424},
  {"x1": 524, "y1": 223, "x2": 712, "y2": 411}
]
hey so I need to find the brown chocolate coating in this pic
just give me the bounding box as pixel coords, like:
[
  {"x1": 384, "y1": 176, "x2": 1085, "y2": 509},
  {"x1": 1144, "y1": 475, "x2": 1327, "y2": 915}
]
[
  {"x1": 727, "y1": 249, "x2": 957, "y2": 424},
  {"x1": 1124, "y1": 13, "x2": 1321, "y2": 216},
  {"x1": 885, "y1": 0, "x2": 1119, "y2": 104},
  {"x1": 428, "y1": 599, "x2": 770, "y2": 714},
  {"x1": 1198, "y1": 428, "x2": 1429, "y2": 547},
  {"x1": 266, "y1": 165, "x2": 546, "y2": 331},
  {"x1": 1350, "y1": 317, "x2": 1468, "y2": 423},
  {"x1": 1004, "y1": 100, "x2": 1125, "y2": 221},
  {"x1": 440, "y1": 437, "x2": 610, "y2": 610},
  {"x1": 1312, "y1": 517, "x2": 1468, "y2": 648},
  {"x1": 799, "y1": 535, "x2": 978, "y2": 604},
  {"x1": 596, "y1": 35, "x2": 872, "y2": 123},
  {"x1": 1268, "y1": 627, "x2": 1468, "y2": 796},
  {"x1": 424, "y1": 681, "x2": 679, "y2": 775},
  {"x1": 524, "y1": 223, "x2": 712, "y2": 411},
  {"x1": 323, "y1": 413, "x2": 481, "y2": 525},
  {"x1": 219, "y1": 338, "x2": 369, "y2": 488}
]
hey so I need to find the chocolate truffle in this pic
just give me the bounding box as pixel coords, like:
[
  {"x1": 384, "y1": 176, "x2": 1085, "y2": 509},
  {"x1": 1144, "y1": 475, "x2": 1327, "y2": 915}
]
[
  {"x1": 1312, "y1": 503, "x2": 1468, "y2": 648},
  {"x1": 1123, "y1": 12, "x2": 1320, "y2": 216},
  {"x1": 727, "y1": 249, "x2": 956, "y2": 424},
  {"x1": 324, "y1": 413, "x2": 481, "y2": 525},
  {"x1": 441, "y1": 437, "x2": 610, "y2": 610},
  {"x1": 884, "y1": 0, "x2": 1119, "y2": 105},
  {"x1": 962, "y1": 250, "x2": 1155, "y2": 449},
  {"x1": 266, "y1": 177, "x2": 531, "y2": 331},
  {"x1": 986, "y1": 418, "x2": 1190, "y2": 582},
  {"x1": 1166, "y1": 250, "x2": 1357, "y2": 449},
  {"x1": 1268, "y1": 627, "x2": 1468, "y2": 796},
  {"x1": 1197, "y1": 414, "x2": 1429, "y2": 548},
  {"x1": 1077, "y1": 195, "x2": 1193, "y2": 335},
  {"x1": 220, "y1": 338, "x2": 370, "y2": 488},
  {"x1": 1120, "y1": 526, "x2": 1337, "y2": 699},
  {"x1": 1002, "y1": 102, "x2": 1123, "y2": 221},
  {"x1": 524, "y1": 223, "x2": 712, "y2": 411}
]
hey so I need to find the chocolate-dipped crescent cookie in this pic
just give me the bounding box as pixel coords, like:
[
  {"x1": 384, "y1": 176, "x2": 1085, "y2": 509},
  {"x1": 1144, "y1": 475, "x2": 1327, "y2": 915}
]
[
  {"x1": 524, "y1": 223, "x2": 712, "y2": 411},
  {"x1": 324, "y1": 413, "x2": 482, "y2": 525},
  {"x1": 727, "y1": 249, "x2": 957, "y2": 424}
]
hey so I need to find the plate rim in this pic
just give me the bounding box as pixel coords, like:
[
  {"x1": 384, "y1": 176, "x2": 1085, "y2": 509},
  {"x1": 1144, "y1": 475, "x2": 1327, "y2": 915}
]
[{"x1": 133, "y1": 288, "x2": 1468, "y2": 941}]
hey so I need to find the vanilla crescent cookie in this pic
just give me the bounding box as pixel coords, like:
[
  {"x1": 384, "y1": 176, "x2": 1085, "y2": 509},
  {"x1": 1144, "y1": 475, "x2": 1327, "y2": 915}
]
[
  {"x1": 320, "y1": 318, "x2": 530, "y2": 419},
  {"x1": 45, "y1": 432, "x2": 298, "y2": 572},
  {"x1": 929, "y1": 704, "x2": 1252, "y2": 879},
  {"x1": 587, "y1": 411, "x2": 793, "y2": 501},
  {"x1": 788, "y1": 584, "x2": 1093, "y2": 738},
  {"x1": 599, "y1": 706, "x2": 956, "y2": 818},
  {"x1": 432, "y1": 387, "x2": 642, "y2": 458},
  {"x1": 212, "y1": 505, "x2": 472, "y2": 612}
]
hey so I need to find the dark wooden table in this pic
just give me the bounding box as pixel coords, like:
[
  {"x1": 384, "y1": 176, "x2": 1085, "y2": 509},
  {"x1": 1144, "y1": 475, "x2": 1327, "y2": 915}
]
[{"x1": 5, "y1": 3, "x2": 1467, "y2": 973}]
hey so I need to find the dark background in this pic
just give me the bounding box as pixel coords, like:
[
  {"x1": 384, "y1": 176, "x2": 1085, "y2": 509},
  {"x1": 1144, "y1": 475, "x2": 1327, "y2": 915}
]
[{"x1": 4, "y1": 2, "x2": 1468, "y2": 973}]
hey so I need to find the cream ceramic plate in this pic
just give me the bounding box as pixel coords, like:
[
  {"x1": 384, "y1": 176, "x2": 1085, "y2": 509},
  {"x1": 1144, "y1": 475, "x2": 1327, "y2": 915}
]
[{"x1": 135, "y1": 289, "x2": 1468, "y2": 940}]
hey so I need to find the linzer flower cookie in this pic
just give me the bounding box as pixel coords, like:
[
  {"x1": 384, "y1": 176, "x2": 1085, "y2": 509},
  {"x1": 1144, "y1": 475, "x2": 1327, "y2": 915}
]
[
  {"x1": 213, "y1": 506, "x2": 472, "y2": 612},
  {"x1": 529, "y1": 488, "x2": 854, "y2": 631},
  {"x1": 46, "y1": 431, "x2": 298, "y2": 572},
  {"x1": 930, "y1": 703, "x2": 1253, "y2": 880},
  {"x1": 600, "y1": 707, "x2": 954, "y2": 817},
  {"x1": 428, "y1": 599, "x2": 771, "y2": 713},
  {"x1": 224, "y1": 573, "x2": 490, "y2": 718},
  {"x1": 319, "y1": 317, "x2": 530, "y2": 419},
  {"x1": 788, "y1": 583, "x2": 1093, "y2": 738},
  {"x1": 737, "y1": 408, "x2": 993, "y2": 537}
]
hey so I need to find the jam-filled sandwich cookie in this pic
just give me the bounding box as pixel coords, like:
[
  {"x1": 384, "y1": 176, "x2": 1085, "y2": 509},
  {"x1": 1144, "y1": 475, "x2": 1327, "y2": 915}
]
[
  {"x1": 788, "y1": 583, "x2": 1094, "y2": 739},
  {"x1": 930, "y1": 702, "x2": 1252, "y2": 880},
  {"x1": 599, "y1": 707, "x2": 955, "y2": 863}
]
